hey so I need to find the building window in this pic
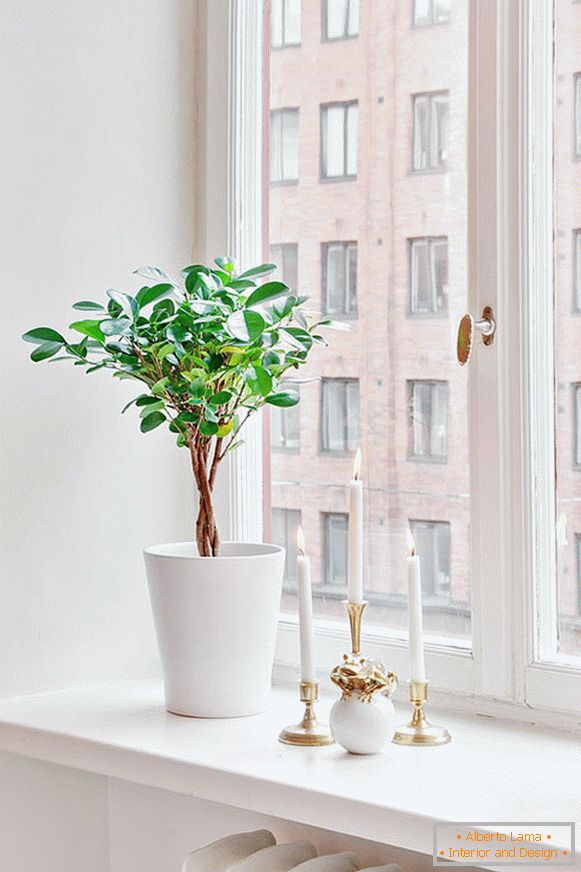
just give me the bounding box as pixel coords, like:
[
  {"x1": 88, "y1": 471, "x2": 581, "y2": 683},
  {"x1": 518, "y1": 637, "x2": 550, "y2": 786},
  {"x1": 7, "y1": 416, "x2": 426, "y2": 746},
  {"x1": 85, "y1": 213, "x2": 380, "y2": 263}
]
[
  {"x1": 271, "y1": 383, "x2": 300, "y2": 452},
  {"x1": 575, "y1": 73, "x2": 581, "y2": 157},
  {"x1": 271, "y1": 0, "x2": 301, "y2": 48},
  {"x1": 270, "y1": 243, "x2": 299, "y2": 288},
  {"x1": 409, "y1": 237, "x2": 448, "y2": 314},
  {"x1": 408, "y1": 380, "x2": 448, "y2": 460},
  {"x1": 412, "y1": 92, "x2": 449, "y2": 172},
  {"x1": 409, "y1": 520, "x2": 451, "y2": 599},
  {"x1": 270, "y1": 109, "x2": 299, "y2": 183},
  {"x1": 413, "y1": 0, "x2": 451, "y2": 27},
  {"x1": 321, "y1": 102, "x2": 358, "y2": 179},
  {"x1": 577, "y1": 534, "x2": 581, "y2": 615},
  {"x1": 575, "y1": 231, "x2": 581, "y2": 311},
  {"x1": 323, "y1": 513, "x2": 349, "y2": 588},
  {"x1": 575, "y1": 384, "x2": 581, "y2": 467},
  {"x1": 272, "y1": 508, "x2": 301, "y2": 586},
  {"x1": 322, "y1": 242, "x2": 357, "y2": 316},
  {"x1": 324, "y1": 0, "x2": 359, "y2": 40},
  {"x1": 321, "y1": 378, "x2": 359, "y2": 452}
]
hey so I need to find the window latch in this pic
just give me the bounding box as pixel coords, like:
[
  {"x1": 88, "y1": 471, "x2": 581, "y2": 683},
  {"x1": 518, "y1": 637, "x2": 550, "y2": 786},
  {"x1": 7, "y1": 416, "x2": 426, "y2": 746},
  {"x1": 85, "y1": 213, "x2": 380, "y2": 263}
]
[{"x1": 456, "y1": 306, "x2": 496, "y2": 366}]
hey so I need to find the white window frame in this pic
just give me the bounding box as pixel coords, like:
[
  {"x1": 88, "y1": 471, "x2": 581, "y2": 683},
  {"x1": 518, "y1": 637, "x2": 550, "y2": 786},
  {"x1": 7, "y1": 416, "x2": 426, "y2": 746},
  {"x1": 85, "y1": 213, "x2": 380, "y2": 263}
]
[{"x1": 200, "y1": 0, "x2": 581, "y2": 727}]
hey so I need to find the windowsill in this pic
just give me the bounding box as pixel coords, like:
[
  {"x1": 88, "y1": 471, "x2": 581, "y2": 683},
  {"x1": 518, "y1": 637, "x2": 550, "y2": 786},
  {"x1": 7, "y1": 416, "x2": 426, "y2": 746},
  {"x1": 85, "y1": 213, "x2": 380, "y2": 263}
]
[{"x1": 0, "y1": 678, "x2": 578, "y2": 862}]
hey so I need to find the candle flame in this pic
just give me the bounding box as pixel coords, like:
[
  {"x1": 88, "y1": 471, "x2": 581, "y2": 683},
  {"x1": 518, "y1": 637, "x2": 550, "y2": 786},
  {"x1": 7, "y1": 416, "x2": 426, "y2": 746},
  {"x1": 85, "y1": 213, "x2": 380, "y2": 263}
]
[
  {"x1": 406, "y1": 527, "x2": 416, "y2": 557},
  {"x1": 353, "y1": 446, "x2": 362, "y2": 481},
  {"x1": 296, "y1": 525, "x2": 306, "y2": 556}
]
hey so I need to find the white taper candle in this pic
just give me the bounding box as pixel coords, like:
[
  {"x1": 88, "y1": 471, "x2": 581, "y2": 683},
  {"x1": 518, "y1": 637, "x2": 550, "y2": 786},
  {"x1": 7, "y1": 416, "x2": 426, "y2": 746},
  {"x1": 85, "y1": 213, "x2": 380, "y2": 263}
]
[
  {"x1": 407, "y1": 528, "x2": 426, "y2": 682},
  {"x1": 296, "y1": 526, "x2": 316, "y2": 683},
  {"x1": 348, "y1": 447, "x2": 364, "y2": 604}
]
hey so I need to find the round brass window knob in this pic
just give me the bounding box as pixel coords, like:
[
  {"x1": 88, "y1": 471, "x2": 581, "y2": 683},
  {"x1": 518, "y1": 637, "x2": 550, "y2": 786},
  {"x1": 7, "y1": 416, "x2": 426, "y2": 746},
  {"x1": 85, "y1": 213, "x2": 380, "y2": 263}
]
[{"x1": 457, "y1": 305, "x2": 496, "y2": 366}]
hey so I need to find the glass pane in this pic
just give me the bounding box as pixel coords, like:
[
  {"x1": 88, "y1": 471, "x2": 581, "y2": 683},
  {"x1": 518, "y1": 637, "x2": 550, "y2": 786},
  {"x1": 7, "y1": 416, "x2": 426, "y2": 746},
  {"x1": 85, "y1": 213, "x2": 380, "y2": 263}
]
[
  {"x1": 267, "y1": 1, "x2": 471, "y2": 642},
  {"x1": 346, "y1": 103, "x2": 358, "y2": 176},
  {"x1": 325, "y1": 514, "x2": 349, "y2": 586},
  {"x1": 271, "y1": 0, "x2": 283, "y2": 47},
  {"x1": 326, "y1": 0, "x2": 347, "y2": 40},
  {"x1": 413, "y1": 95, "x2": 429, "y2": 170},
  {"x1": 269, "y1": 112, "x2": 282, "y2": 181},
  {"x1": 414, "y1": 0, "x2": 431, "y2": 27},
  {"x1": 325, "y1": 243, "x2": 347, "y2": 313},
  {"x1": 322, "y1": 106, "x2": 345, "y2": 177},
  {"x1": 410, "y1": 239, "x2": 430, "y2": 311},
  {"x1": 286, "y1": 0, "x2": 301, "y2": 45},
  {"x1": 554, "y1": 0, "x2": 581, "y2": 656},
  {"x1": 433, "y1": 94, "x2": 449, "y2": 167},
  {"x1": 434, "y1": 0, "x2": 451, "y2": 25},
  {"x1": 282, "y1": 109, "x2": 299, "y2": 180},
  {"x1": 347, "y1": 0, "x2": 359, "y2": 37}
]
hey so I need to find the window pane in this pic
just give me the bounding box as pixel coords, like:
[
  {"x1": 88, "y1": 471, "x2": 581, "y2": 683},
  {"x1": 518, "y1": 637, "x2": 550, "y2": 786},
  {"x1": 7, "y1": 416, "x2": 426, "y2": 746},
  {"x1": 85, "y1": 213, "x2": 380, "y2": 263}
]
[
  {"x1": 286, "y1": 0, "x2": 301, "y2": 45},
  {"x1": 322, "y1": 105, "x2": 345, "y2": 177},
  {"x1": 575, "y1": 231, "x2": 581, "y2": 311},
  {"x1": 324, "y1": 513, "x2": 349, "y2": 586},
  {"x1": 346, "y1": 103, "x2": 358, "y2": 176},
  {"x1": 347, "y1": 0, "x2": 359, "y2": 37},
  {"x1": 413, "y1": 0, "x2": 431, "y2": 27},
  {"x1": 434, "y1": 0, "x2": 451, "y2": 24},
  {"x1": 326, "y1": 0, "x2": 348, "y2": 40},
  {"x1": 554, "y1": 2, "x2": 581, "y2": 655},
  {"x1": 413, "y1": 95, "x2": 429, "y2": 170},
  {"x1": 271, "y1": 0, "x2": 283, "y2": 47},
  {"x1": 272, "y1": 508, "x2": 301, "y2": 586},
  {"x1": 282, "y1": 110, "x2": 299, "y2": 179},
  {"x1": 267, "y1": 1, "x2": 470, "y2": 642},
  {"x1": 269, "y1": 112, "x2": 283, "y2": 181},
  {"x1": 325, "y1": 243, "x2": 347, "y2": 313}
]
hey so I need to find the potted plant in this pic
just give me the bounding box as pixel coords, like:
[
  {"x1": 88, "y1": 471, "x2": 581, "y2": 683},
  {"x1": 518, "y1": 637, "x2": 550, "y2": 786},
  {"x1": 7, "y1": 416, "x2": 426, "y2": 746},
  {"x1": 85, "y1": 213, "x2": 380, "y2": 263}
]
[{"x1": 23, "y1": 258, "x2": 337, "y2": 717}]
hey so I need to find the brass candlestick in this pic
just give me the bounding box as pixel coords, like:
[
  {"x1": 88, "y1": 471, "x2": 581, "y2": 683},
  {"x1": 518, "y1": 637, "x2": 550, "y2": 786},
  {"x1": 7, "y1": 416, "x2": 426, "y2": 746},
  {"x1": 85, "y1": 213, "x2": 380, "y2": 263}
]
[
  {"x1": 392, "y1": 680, "x2": 451, "y2": 746},
  {"x1": 279, "y1": 681, "x2": 334, "y2": 747},
  {"x1": 345, "y1": 600, "x2": 368, "y2": 654}
]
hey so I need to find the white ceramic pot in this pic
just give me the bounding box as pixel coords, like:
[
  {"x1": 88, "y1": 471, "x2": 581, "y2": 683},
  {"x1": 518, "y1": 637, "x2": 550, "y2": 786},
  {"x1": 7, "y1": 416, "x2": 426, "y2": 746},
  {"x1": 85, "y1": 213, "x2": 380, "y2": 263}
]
[
  {"x1": 144, "y1": 541, "x2": 284, "y2": 718},
  {"x1": 330, "y1": 694, "x2": 396, "y2": 755}
]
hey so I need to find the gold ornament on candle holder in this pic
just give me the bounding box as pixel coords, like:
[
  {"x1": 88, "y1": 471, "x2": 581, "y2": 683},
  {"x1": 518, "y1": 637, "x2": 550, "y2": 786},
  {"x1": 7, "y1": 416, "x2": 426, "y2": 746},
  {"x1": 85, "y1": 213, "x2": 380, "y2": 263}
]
[{"x1": 278, "y1": 680, "x2": 334, "y2": 747}]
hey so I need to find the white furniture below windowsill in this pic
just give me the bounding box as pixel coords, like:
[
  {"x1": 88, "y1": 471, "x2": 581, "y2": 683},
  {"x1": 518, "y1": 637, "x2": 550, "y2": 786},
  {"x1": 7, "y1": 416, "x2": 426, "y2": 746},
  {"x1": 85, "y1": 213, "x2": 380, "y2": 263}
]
[{"x1": 0, "y1": 679, "x2": 578, "y2": 865}]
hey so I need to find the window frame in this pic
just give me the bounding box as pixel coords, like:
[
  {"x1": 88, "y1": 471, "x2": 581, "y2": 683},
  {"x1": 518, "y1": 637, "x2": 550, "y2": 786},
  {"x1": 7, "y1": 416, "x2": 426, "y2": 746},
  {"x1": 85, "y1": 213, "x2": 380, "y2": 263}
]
[
  {"x1": 411, "y1": 90, "x2": 449, "y2": 173},
  {"x1": 408, "y1": 236, "x2": 449, "y2": 316},
  {"x1": 320, "y1": 101, "x2": 358, "y2": 181},
  {"x1": 269, "y1": 107, "x2": 300, "y2": 185},
  {"x1": 407, "y1": 379, "x2": 449, "y2": 462},
  {"x1": 322, "y1": 0, "x2": 359, "y2": 42},
  {"x1": 270, "y1": 0, "x2": 301, "y2": 49},
  {"x1": 201, "y1": 0, "x2": 581, "y2": 726},
  {"x1": 320, "y1": 377, "x2": 359, "y2": 454},
  {"x1": 322, "y1": 511, "x2": 349, "y2": 589},
  {"x1": 321, "y1": 240, "x2": 358, "y2": 317}
]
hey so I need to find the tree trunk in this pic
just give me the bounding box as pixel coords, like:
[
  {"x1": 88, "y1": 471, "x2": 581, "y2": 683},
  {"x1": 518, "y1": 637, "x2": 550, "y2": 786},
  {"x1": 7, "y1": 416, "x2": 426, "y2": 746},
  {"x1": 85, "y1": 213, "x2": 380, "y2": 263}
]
[{"x1": 189, "y1": 435, "x2": 220, "y2": 557}]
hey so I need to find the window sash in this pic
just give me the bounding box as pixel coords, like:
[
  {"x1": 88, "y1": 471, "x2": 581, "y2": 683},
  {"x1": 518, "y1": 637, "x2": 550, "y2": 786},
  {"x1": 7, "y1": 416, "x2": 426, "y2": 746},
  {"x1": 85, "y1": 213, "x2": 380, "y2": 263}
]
[
  {"x1": 270, "y1": 109, "x2": 299, "y2": 182},
  {"x1": 321, "y1": 103, "x2": 358, "y2": 178},
  {"x1": 410, "y1": 237, "x2": 448, "y2": 313},
  {"x1": 412, "y1": 92, "x2": 449, "y2": 171},
  {"x1": 409, "y1": 381, "x2": 448, "y2": 459},
  {"x1": 203, "y1": 0, "x2": 581, "y2": 722},
  {"x1": 323, "y1": 242, "x2": 357, "y2": 314},
  {"x1": 321, "y1": 379, "x2": 359, "y2": 452},
  {"x1": 323, "y1": 512, "x2": 349, "y2": 587},
  {"x1": 325, "y1": 0, "x2": 359, "y2": 40},
  {"x1": 272, "y1": 0, "x2": 300, "y2": 47},
  {"x1": 413, "y1": 0, "x2": 451, "y2": 27}
]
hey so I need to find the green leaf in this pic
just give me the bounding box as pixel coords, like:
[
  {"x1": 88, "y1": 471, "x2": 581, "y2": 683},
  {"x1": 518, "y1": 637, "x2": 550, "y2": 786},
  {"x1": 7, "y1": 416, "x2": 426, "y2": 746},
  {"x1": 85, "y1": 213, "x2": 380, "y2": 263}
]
[
  {"x1": 281, "y1": 327, "x2": 313, "y2": 350},
  {"x1": 246, "y1": 364, "x2": 272, "y2": 396},
  {"x1": 245, "y1": 281, "x2": 289, "y2": 308},
  {"x1": 151, "y1": 377, "x2": 170, "y2": 396},
  {"x1": 265, "y1": 390, "x2": 299, "y2": 408},
  {"x1": 209, "y1": 390, "x2": 232, "y2": 405},
  {"x1": 136, "y1": 283, "x2": 174, "y2": 308},
  {"x1": 100, "y1": 318, "x2": 130, "y2": 336},
  {"x1": 121, "y1": 397, "x2": 140, "y2": 414},
  {"x1": 72, "y1": 301, "x2": 106, "y2": 312},
  {"x1": 199, "y1": 420, "x2": 219, "y2": 436},
  {"x1": 188, "y1": 377, "x2": 206, "y2": 400},
  {"x1": 317, "y1": 318, "x2": 352, "y2": 331},
  {"x1": 139, "y1": 401, "x2": 164, "y2": 417},
  {"x1": 214, "y1": 257, "x2": 235, "y2": 273},
  {"x1": 30, "y1": 341, "x2": 63, "y2": 362},
  {"x1": 134, "y1": 266, "x2": 175, "y2": 283},
  {"x1": 23, "y1": 327, "x2": 66, "y2": 345},
  {"x1": 238, "y1": 263, "x2": 277, "y2": 280},
  {"x1": 107, "y1": 290, "x2": 138, "y2": 319},
  {"x1": 140, "y1": 411, "x2": 166, "y2": 433},
  {"x1": 228, "y1": 279, "x2": 256, "y2": 291},
  {"x1": 69, "y1": 320, "x2": 106, "y2": 342},
  {"x1": 135, "y1": 395, "x2": 161, "y2": 407},
  {"x1": 226, "y1": 309, "x2": 265, "y2": 342}
]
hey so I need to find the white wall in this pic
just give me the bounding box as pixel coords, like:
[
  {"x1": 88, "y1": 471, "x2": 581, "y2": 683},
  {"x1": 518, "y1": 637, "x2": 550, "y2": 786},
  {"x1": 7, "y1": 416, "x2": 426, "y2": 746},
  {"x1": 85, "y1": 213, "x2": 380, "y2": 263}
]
[{"x1": 0, "y1": 0, "x2": 199, "y2": 697}]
